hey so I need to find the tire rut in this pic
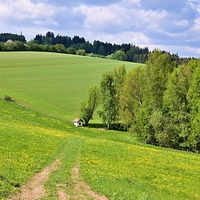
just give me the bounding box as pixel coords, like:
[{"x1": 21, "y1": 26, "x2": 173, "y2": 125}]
[{"x1": 9, "y1": 159, "x2": 60, "y2": 200}]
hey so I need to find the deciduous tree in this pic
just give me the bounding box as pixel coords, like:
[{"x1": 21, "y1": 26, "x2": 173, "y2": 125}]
[
  {"x1": 120, "y1": 66, "x2": 144, "y2": 129},
  {"x1": 78, "y1": 86, "x2": 100, "y2": 126},
  {"x1": 99, "y1": 65, "x2": 126, "y2": 129}
]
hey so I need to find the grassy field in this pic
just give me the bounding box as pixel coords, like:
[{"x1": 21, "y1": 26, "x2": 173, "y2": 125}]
[
  {"x1": 0, "y1": 52, "x2": 141, "y2": 121},
  {"x1": 1, "y1": 52, "x2": 200, "y2": 200},
  {"x1": 0, "y1": 99, "x2": 200, "y2": 199}
]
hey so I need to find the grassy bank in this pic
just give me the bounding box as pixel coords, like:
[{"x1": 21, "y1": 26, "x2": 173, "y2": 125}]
[{"x1": 1, "y1": 99, "x2": 200, "y2": 199}]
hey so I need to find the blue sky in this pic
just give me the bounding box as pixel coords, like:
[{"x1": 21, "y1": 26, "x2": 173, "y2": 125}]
[{"x1": 0, "y1": 0, "x2": 200, "y2": 57}]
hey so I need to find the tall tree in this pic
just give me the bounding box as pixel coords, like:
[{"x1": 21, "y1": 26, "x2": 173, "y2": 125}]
[
  {"x1": 139, "y1": 50, "x2": 175, "y2": 144},
  {"x1": 187, "y1": 60, "x2": 200, "y2": 116},
  {"x1": 187, "y1": 60, "x2": 200, "y2": 151},
  {"x1": 120, "y1": 66, "x2": 144, "y2": 129},
  {"x1": 78, "y1": 86, "x2": 100, "y2": 126},
  {"x1": 113, "y1": 50, "x2": 127, "y2": 61},
  {"x1": 161, "y1": 64, "x2": 194, "y2": 148},
  {"x1": 144, "y1": 50, "x2": 175, "y2": 110},
  {"x1": 99, "y1": 65, "x2": 126, "y2": 129}
]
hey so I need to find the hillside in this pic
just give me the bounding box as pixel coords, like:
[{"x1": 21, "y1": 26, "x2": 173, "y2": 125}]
[
  {"x1": 0, "y1": 52, "x2": 141, "y2": 121},
  {"x1": 1, "y1": 99, "x2": 200, "y2": 199},
  {"x1": 1, "y1": 51, "x2": 200, "y2": 199}
]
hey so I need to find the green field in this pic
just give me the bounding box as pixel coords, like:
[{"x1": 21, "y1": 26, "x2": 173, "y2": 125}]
[
  {"x1": 1, "y1": 52, "x2": 200, "y2": 200},
  {"x1": 0, "y1": 52, "x2": 140, "y2": 121},
  {"x1": 1, "y1": 99, "x2": 200, "y2": 200}
]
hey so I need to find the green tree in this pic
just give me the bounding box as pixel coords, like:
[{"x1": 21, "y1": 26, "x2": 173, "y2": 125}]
[
  {"x1": 149, "y1": 109, "x2": 167, "y2": 146},
  {"x1": 76, "y1": 49, "x2": 85, "y2": 56},
  {"x1": 99, "y1": 65, "x2": 126, "y2": 129},
  {"x1": 0, "y1": 42, "x2": 4, "y2": 50},
  {"x1": 138, "y1": 50, "x2": 175, "y2": 144},
  {"x1": 98, "y1": 45, "x2": 105, "y2": 55},
  {"x1": 55, "y1": 44, "x2": 66, "y2": 53},
  {"x1": 14, "y1": 41, "x2": 26, "y2": 51},
  {"x1": 120, "y1": 66, "x2": 144, "y2": 129},
  {"x1": 4, "y1": 40, "x2": 16, "y2": 51},
  {"x1": 187, "y1": 60, "x2": 200, "y2": 151},
  {"x1": 188, "y1": 102, "x2": 200, "y2": 151},
  {"x1": 66, "y1": 47, "x2": 76, "y2": 54},
  {"x1": 78, "y1": 86, "x2": 100, "y2": 126},
  {"x1": 27, "y1": 40, "x2": 41, "y2": 51},
  {"x1": 162, "y1": 64, "x2": 194, "y2": 148},
  {"x1": 144, "y1": 50, "x2": 175, "y2": 110},
  {"x1": 113, "y1": 50, "x2": 127, "y2": 61},
  {"x1": 187, "y1": 60, "x2": 200, "y2": 116}
]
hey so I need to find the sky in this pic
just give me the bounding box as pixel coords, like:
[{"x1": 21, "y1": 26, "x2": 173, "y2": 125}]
[{"x1": 0, "y1": 0, "x2": 200, "y2": 57}]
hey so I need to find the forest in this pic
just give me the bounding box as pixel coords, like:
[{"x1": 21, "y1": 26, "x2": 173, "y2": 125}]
[
  {"x1": 79, "y1": 50, "x2": 200, "y2": 152},
  {"x1": 0, "y1": 32, "x2": 192, "y2": 64}
]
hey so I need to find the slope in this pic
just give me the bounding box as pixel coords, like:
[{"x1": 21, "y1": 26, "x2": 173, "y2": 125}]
[
  {"x1": 0, "y1": 52, "x2": 141, "y2": 121},
  {"x1": 1, "y1": 99, "x2": 200, "y2": 200}
]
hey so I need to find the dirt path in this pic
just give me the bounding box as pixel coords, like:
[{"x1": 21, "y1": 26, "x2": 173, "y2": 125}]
[
  {"x1": 9, "y1": 159, "x2": 60, "y2": 200},
  {"x1": 9, "y1": 160, "x2": 108, "y2": 200},
  {"x1": 57, "y1": 165, "x2": 108, "y2": 200}
]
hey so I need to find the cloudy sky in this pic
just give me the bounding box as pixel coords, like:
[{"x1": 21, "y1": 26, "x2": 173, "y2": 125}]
[{"x1": 0, "y1": 0, "x2": 200, "y2": 57}]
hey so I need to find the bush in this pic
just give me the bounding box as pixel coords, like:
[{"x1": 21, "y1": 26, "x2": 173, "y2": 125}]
[
  {"x1": 4, "y1": 95, "x2": 14, "y2": 102},
  {"x1": 76, "y1": 49, "x2": 85, "y2": 56}
]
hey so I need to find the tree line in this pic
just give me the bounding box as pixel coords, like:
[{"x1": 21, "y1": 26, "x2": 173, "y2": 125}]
[
  {"x1": 0, "y1": 32, "x2": 193, "y2": 64},
  {"x1": 0, "y1": 33, "x2": 26, "y2": 43},
  {"x1": 33, "y1": 31, "x2": 149, "y2": 63},
  {"x1": 79, "y1": 50, "x2": 200, "y2": 152}
]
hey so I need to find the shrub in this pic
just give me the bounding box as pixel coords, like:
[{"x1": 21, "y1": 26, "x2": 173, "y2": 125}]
[
  {"x1": 76, "y1": 49, "x2": 85, "y2": 56},
  {"x1": 4, "y1": 95, "x2": 14, "y2": 102}
]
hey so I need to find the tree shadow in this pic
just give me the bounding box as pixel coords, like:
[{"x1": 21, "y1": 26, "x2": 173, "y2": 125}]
[
  {"x1": 87, "y1": 123, "x2": 127, "y2": 132},
  {"x1": 87, "y1": 123, "x2": 106, "y2": 129}
]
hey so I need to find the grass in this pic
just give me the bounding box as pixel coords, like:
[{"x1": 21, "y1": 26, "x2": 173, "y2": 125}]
[
  {"x1": 1, "y1": 99, "x2": 200, "y2": 200},
  {"x1": 81, "y1": 139, "x2": 200, "y2": 199},
  {"x1": 0, "y1": 100, "x2": 67, "y2": 197},
  {"x1": 1, "y1": 52, "x2": 200, "y2": 200},
  {"x1": 0, "y1": 52, "x2": 141, "y2": 121}
]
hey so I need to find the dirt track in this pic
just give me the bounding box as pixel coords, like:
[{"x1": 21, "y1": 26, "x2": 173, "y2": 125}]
[{"x1": 9, "y1": 160, "x2": 108, "y2": 200}]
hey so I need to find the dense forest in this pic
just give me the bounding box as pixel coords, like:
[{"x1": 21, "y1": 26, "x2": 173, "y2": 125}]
[
  {"x1": 83, "y1": 50, "x2": 200, "y2": 152},
  {"x1": 0, "y1": 32, "x2": 192, "y2": 64},
  {"x1": 0, "y1": 33, "x2": 26, "y2": 43}
]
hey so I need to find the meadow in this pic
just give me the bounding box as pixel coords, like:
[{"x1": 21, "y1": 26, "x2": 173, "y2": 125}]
[
  {"x1": 0, "y1": 52, "x2": 200, "y2": 199},
  {"x1": 1, "y1": 99, "x2": 200, "y2": 200},
  {"x1": 0, "y1": 52, "x2": 140, "y2": 121}
]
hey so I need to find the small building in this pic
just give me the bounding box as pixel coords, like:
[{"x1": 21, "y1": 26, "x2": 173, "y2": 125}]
[{"x1": 73, "y1": 118, "x2": 84, "y2": 127}]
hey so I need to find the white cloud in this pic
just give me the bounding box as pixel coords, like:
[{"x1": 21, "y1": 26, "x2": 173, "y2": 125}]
[
  {"x1": 93, "y1": 31, "x2": 150, "y2": 45},
  {"x1": 0, "y1": 0, "x2": 200, "y2": 57},
  {"x1": 184, "y1": 45, "x2": 200, "y2": 56},
  {"x1": 74, "y1": 3, "x2": 169, "y2": 36},
  {"x1": 174, "y1": 20, "x2": 188, "y2": 27},
  {"x1": 33, "y1": 18, "x2": 58, "y2": 26},
  {"x1": 144, "y1": 44, "x2": 200, "y2": 57},
  {"x1": 74, "y1": 5, "x2": 125, "y2": 30},
  {"x1": 193, "y1": 17, "x2": 200, "y2": 30},
  {"x1": 0, "y1": 0, "x2": 56, "y2": 21}
]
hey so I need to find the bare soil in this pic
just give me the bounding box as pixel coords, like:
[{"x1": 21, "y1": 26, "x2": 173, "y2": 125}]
[
  {"x1": 9, "y1": 159, "x2": 60, "y2": 200},
  {"x1": 9, "y1": 160, "x2": 108, "y2": 200},
  {"x1": 69, "y1": 165, "x2": 108, "y2": 200},
  {"x1": 56, "y1": 165, "x2": 108, "y2": 200}
]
